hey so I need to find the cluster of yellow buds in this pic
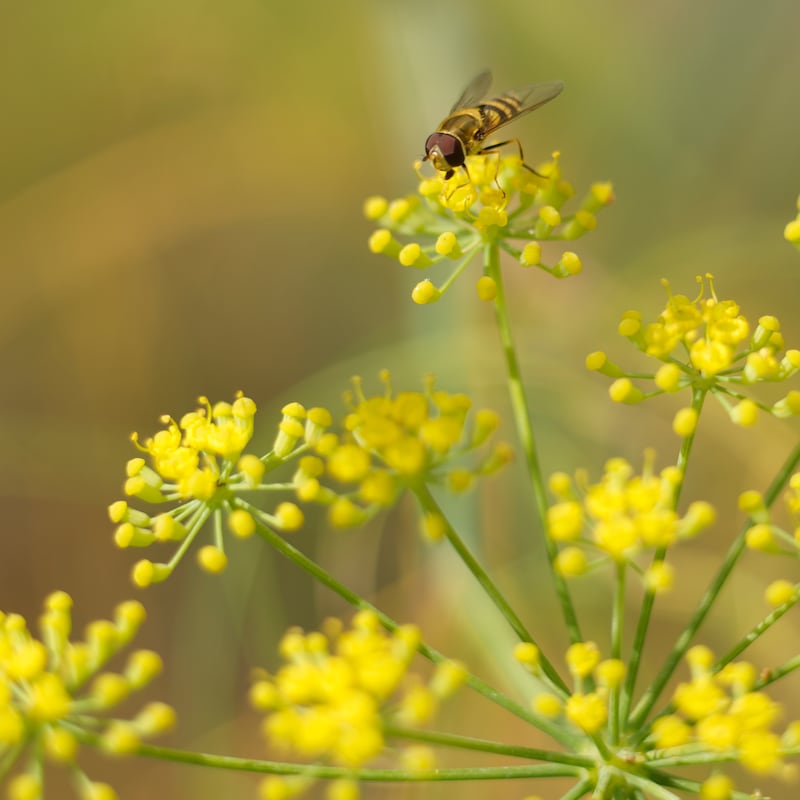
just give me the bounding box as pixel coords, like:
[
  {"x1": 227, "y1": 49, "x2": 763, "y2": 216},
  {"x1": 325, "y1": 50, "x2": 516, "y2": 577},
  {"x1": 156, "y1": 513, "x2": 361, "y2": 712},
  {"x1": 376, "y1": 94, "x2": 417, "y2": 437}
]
[
  {"x1": 545, "y1": 453, "x2": 715, "y2": 588},
  {"x1": 365, "y1": 153, "x2": 613, "y2": 304},
  {"x1": 0, "y1": 592, "x2": 174, "y2": 800},
  {"x1": 110, "y1": 392, "x2": 315, "y2": 587},
  {"x1": 302, "y1": 373, "x2": 513, "y2": 530},
  {"x1": 250, "y1": 610, "x2": 466, "y2": 800},
  {"x1": 649, "y1": 646, "x2": 800, "y2": 787},
  {"x1": 588, "y1": 275, "x2": 800, "y2": 431}
]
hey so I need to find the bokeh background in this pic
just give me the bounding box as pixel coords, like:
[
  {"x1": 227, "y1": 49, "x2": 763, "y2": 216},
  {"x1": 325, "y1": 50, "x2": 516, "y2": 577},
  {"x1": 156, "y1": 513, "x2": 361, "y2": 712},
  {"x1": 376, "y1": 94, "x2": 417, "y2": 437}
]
[{"x1": 2, "y1": 1, "x2": 800, "y2": 797}]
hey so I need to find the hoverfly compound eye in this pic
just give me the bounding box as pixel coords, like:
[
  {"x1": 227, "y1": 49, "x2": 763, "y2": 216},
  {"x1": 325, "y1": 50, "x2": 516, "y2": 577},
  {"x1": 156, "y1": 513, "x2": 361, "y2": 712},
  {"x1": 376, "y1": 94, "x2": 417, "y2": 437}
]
[
  {"x1": 435, "y1": 134, "x2": 464, "y2": 167},
  {"x1": 425, "y1": 133, "x2": 465, "y2": 174}
]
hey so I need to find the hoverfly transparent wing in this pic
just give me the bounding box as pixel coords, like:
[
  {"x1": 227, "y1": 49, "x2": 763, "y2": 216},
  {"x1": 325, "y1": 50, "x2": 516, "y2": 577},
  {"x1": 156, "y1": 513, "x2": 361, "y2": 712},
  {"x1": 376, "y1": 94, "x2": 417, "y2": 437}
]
[
  {"x1": 477, "y1": 80, "x2": 564, "y2": 139},
  {"x1": 449, "y1": 70, "x2": 493, "y2": 112}
]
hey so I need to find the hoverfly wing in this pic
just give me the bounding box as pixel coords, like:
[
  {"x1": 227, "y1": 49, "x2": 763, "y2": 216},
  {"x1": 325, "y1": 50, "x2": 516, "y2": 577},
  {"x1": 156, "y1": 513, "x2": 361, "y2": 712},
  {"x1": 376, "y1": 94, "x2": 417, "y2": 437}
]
[
  {"x1": 478, "y1": 80, "x2": 564, "y2": 139},
  {"x1": 449, "y1": 70, "x2": 493, "y2": 113}
]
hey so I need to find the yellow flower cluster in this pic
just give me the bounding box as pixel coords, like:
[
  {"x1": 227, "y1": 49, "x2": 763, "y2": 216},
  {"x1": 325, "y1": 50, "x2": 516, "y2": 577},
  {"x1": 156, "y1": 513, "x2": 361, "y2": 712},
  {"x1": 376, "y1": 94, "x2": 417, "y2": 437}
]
[
  {"x1": 365, "y1": 153, "x2": 613, "y2": 304},
  {"x1": 299, "y1": 374, "x2": 512, "y2": 530},
  {"x1": 545, "y1": 454, "x2": 715, "y2": 584},
  {"x1": 111, "y1": 393, "x2": 319, "y2": 587},
  {"x1": 588, "y1": 275, "x2": 800, "y2": 429},
  {"x1": 517, "y1": 640, "x2": 625, "y2": 735},
  {"x1": 651, "y1": 646, "x2": 798, "y2": 783},
  {"x1": 251, "y1": 611, "x2": 466, "y2": 799},
  {"x1": 0, "y1": 592, "x2": 174, "y2": 800}
]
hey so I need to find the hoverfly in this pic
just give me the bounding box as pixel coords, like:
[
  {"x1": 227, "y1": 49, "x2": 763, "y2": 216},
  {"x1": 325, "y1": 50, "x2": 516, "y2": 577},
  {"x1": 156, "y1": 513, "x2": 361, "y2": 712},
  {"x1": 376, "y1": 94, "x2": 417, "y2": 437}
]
[{"x1": 423, "y1": 70, "x2": 563, "y2": 181}]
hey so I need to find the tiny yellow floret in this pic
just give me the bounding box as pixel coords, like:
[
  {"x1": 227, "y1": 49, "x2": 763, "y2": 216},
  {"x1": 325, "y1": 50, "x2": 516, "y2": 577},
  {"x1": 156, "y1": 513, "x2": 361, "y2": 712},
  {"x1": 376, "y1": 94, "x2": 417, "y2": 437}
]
[
  {"x1": 197, "y1": 545, "x2": 228, "y2": 574},
  {"x1": 700, "y1": 773, "x2": 734, "y2": 800},
  {"x1": 476, "y1": 275, "x2": 497, "y2": 301},
  {"x1": 745, "y1": 523, "x2": 775, "y2": 551},
  {"x1": 513, "y1": 642, "x2": 540, "y2": 669},
  {"x1": 533, "y1": 692, "x2": 562, "y2": 718},
  {"x1": 673, "y1": 407, "x2": 698, "y2": 437},
  {"x1": 566, "y1": 641, "x2": 601, "y2": 679},
  {"x1": 411, "y1": 280, "x2": 440, "y2": 305},
  {"x1": 555, "y1": 547, "x2": 588, "y2": 577},
  {"x1": 565, "y1": 692, "x2": 607, "y2": 733},
  {"x1": 228, "y1": 509, "x2": 256, "y2": 538},
  {"x1": 765, "y1": 579, "x2": 796, "y2": 607},
  {"x1": 520, "y1": 242, "x2": 541, "y2": 266},
  {"x1": 363, "y1": 195, "x2": 388, "y2": 220},
  {"x1": 730, "y1": 398, "x2": 759, "y2": 427}
]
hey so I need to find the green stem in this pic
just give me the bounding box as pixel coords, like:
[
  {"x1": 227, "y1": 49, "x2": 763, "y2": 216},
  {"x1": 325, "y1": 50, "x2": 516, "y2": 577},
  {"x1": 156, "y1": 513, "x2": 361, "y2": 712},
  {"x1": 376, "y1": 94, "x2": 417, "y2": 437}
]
[
  {"x1": 609, "y1": 561, "x2": 626, "y2": 744},
  {"x1": 620, "y1": 389, "x2": 705, "y2": 727},
  {"x1": 755, "y1": 652, "x2": 800, "y2": 690},
  {"x1": 383, "y1": 724, "x2": 592, "y2": 768},
  {"x1": 714, "y1": 592, "x2": 800, "y2": 670},
  {"x1": 562, "y1": 777, "x2": 596, "y2": 800},
  {"x1": 247, "y1": 512, "x2": 575, "y2": 746},
  {"x1": 484, "y1": 238, "x2": 582, "y2": 643},
  {"x1": 413, "y1": 484, "x2": 567, "y2": 693},
  {"x1": 629, "y1": 438, "x2": 800, "y2": 730},
  {"x1": 81, "y1": 735, "x2": 583, "y2": 782}
]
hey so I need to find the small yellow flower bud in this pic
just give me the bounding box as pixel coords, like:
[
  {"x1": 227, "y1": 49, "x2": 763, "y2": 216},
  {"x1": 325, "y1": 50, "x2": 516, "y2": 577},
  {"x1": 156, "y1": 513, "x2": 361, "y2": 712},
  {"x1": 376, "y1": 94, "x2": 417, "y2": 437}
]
[
  {"x1": 238, "y1": 453, "x2": 266, "y2": 486},
  {"x1": 700, "y1": 773, "x2": 734, "y2": 800},
  {"x1": 533, "y1": 692, "x2": 562, "y2": 718},
  {"x1": 197, "y1": 545, "x2": 228, "y2": 574},
  {"x1": 644, "y1": 561, "x2": 674, "y2": 593},
  {"x1": 672, "y1": 407, "x2": 698, "y2": 437},
  {"x1": 411, "y1": 279, "x2": 440, "y2": 305},
  {"x1": 101, "y1": 721, "x2": 140, "y2": 755},
  {"x1": 125, "y1": 650, "x2": 163, "y2": 689},
  {"x1": 785, "y1": 219, "x2": 800, "y2": 244},
  {"x1": 400, "y1": 745, "x2": 436, "y2": 774},
  {"x1": 609, "y1": 378, "x2": 644, "y2": 404},
  {"x1": 131, "y1": 559, "x2": 172, "y2": 588},
  {"x1": 520, "y1": 242, "x2": 541, "y2": 266},
  {"x1": 617, "y1": 310, "x2": 641, "y2": 337},
  {"x1": 655, "y1": 363, "x2": 683, "y2": 392},
  {"x1": 476, "y1": 275, "x2": 497, "y2": 301},
  {"x1": 765, "y1": 579, "x2": 797, "y2": 607},
  {"x1": 745, "y1": 523, "x2": 775, "y2": 551},
  {"x1": 368, "y1": 229, "x2": 400, "y2": 256},
  {"x1": 538, "y1": 205, "x2": 561, "y2": 227},
  {"x1": 730, "y1": 398, "x2": 758, "y2": 427},
  {"x1": 134, "y1": 701, "x2": 176, "y2": 735},
  {"x1": 596, "y1": 659, "x2": 626, "y2": 688},
  {"x1": 363, "y1": 195, "x2": 388, "y2": 220},
  {"x1": 44, "y1": 726, "x2": 79, "y2": 761},
  {"x1": 435, "y1": 231, "x2": 461, "y2": 257},
  {"x1": 651, "y1": 714, "x2": 691, "y2": 748},
  {"x1": 327, "y1": 779, "x2": 360, "y2": 800},
  {"x1": 228, "y1": 509, "x2": 256, "y2": 538},
  {"x1": 556, "y1": 251, "x2": 582, "y2": 276},
  {"x1": 399, "y1": 243, "x2": 432, "y2": 268},
  {"x1": 513, "y1": 642, "x2": 540, "y2": 669},
  {"x1": 565, "y1": 691, "x2": 607, "y2": 733},
  {"x1": 555, "y1": 546, "x2": 587, "y2": 577},
  {"x1": 274, "y1": 502, "x2": 304, "y2": 531},
  {"x1": 420, "y1": 511, "x2": 447, "y2": 542},
  {"x1": 566, "y1": 641, "x2": 601, "y2": 679}
]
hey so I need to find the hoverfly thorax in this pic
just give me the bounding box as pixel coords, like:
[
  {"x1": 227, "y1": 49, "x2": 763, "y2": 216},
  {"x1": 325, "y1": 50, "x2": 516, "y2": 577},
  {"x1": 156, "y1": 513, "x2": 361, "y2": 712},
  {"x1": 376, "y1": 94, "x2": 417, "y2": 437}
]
[{"x1": 423, "y1": 70, "x2": 563, "y2": 182}]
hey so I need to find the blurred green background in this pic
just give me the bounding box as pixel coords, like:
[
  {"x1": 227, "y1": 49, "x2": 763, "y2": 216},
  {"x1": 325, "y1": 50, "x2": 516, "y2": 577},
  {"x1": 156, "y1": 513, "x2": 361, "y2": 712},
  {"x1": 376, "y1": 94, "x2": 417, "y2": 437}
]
[{"x1": 2, "y1": 1, "x2": 800, "y2": 797}]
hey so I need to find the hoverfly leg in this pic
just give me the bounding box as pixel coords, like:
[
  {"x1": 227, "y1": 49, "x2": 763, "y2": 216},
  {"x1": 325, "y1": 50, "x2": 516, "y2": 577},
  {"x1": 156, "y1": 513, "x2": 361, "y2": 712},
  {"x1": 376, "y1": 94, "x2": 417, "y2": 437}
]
[
  {"x1": 481, "y1": 138, "x2": 546, "y2": 178},
  {"x1": 442, "y1": 165, "x2": 473, "y2": 211}
]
